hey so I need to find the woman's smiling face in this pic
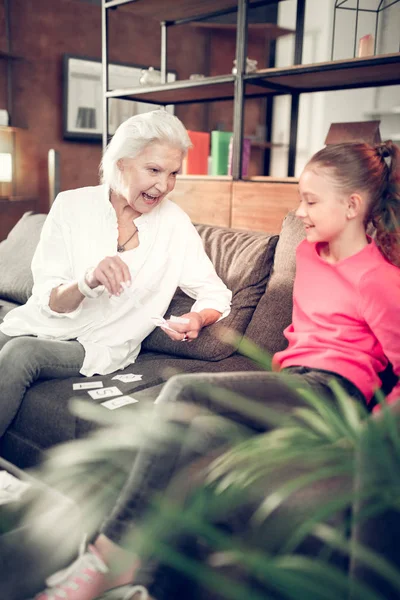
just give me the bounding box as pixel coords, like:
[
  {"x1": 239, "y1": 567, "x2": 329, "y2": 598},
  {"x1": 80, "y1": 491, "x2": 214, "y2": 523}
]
[{"x1": 117, "y1": 141, "x2": 183, "y2": 215}]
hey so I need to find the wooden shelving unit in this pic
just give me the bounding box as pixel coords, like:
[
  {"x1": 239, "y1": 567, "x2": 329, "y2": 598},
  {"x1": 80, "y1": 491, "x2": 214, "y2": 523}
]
[{"x1": 102, "y1": 0, "x2": 400, "y2": 178}]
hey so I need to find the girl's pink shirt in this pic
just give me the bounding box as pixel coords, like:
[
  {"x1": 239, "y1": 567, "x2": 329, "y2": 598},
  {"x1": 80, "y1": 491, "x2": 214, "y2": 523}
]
[{"x1": 273, "y1": 239, "x2": 400, "y2": 406}]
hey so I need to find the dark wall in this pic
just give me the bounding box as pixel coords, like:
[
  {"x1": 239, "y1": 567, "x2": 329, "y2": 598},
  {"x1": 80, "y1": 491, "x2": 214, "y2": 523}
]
[{"x1": 0, "y1": 0, "x2": 209, "y2": 212}]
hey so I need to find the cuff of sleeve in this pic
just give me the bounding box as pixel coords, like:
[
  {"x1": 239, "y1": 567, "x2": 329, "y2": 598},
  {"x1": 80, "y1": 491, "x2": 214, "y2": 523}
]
[
  {"x1": 190, "y1": 300, "x2": 231, "y2": 322},
  {"x1": 77, "y1": 270, "x2": 105, "y2": 299}
]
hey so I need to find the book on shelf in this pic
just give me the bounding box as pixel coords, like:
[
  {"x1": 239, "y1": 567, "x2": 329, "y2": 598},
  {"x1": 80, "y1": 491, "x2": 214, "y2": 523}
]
[
  {"x1": 227, "y1": 136, "x2": 251, "y2": 177},
  {"x1": 181, "y1": 130, "x2": 210, "y2": 175},
  {"x1": 210, "y1": 131, "x2": 232, "y2": 176}
]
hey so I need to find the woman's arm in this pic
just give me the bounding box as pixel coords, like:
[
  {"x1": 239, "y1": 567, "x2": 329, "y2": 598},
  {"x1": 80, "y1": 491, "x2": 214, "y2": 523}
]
[
  {"x1": 163, "y1": 309, "x2": 222, "y2": 342},
  {"x1": 49, "y1": 282, "x2": 84, "y2": 313},
  {"x1": 48, "y1": 256, "x2": 132, "y2": 313},
  {"x1": 179, "y1": 222, "x2": 232, "y2": 314},
  {"x1": 161, "y1": 221, "x2": 231, "y2": 342}
]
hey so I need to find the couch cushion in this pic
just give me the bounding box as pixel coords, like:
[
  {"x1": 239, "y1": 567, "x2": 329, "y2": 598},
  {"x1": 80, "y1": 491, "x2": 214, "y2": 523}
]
[
  {"x1": 243, "y1": 211, "x2": 305, "y2": 356},
  {"x1": 0, "y1": 212, "x2": 47, "y2": 305},
  {"x1": 3, "y1": 350, "x2": 260, "y2": 460},
  {"x1": 142, "y1": 224, "x2": 278, "y2": 361},
  {"x1": 0, "y1": 299, "x2": 19, "y2": 325}
]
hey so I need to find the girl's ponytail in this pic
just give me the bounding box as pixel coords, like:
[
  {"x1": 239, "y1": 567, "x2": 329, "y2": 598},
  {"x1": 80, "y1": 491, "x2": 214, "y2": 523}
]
[{"x1": 370, "y1": 141, "x2": 400, "y2": 267}]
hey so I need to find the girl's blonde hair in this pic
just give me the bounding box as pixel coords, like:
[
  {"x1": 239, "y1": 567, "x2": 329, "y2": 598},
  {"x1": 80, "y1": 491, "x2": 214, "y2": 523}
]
[{"x1": 306, "y1": 140, "x2": 400, "y2": 267}]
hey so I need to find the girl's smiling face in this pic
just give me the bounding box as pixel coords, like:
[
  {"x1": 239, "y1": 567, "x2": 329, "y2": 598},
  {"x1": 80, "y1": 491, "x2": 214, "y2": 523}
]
[
  {"x1": 117, "y1": 141, "x2": 183, "y2": 215},
  {"x1": 296, "y1": 167, "x2": 350, "y2": 244}
]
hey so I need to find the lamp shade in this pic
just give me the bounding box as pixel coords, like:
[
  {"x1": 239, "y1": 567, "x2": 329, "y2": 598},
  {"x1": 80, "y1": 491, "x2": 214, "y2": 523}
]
[{"x1": 0, "y1": 153, "x2": 12, "y2": 183}]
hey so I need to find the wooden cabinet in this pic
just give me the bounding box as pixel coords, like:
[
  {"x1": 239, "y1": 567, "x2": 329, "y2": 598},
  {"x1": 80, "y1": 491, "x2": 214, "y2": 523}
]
[{"x1": 170, "y1": 175, "x2": 299, "y2": 234}]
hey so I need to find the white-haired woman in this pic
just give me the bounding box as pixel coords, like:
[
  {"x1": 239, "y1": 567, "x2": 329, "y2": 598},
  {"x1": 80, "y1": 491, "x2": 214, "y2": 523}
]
[{"x1": 0, "y1": 109, "x2": 232, "y2": 438}]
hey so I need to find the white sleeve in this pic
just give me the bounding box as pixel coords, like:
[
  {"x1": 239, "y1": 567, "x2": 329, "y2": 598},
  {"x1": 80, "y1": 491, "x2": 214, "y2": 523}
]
[
  {"x1": 178, "y1": 221, "x2": 232, "y2": 319},
  {"x1": 30, "y1": 194, "x2": 83, "y2": 319}
]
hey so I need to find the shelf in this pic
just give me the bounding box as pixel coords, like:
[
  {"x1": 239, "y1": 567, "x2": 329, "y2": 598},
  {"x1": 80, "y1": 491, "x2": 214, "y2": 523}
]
[
  {"x1": 104, "y1": 0, "x2": 285, "y2": 23},
  {"x1": 245, "y1": 53, "x2": 400, "y2": 96},
  {"x1": 106, "y1": 74, "x2": 237, "y2": 104},
  {"x1": 105, "y1": 53, "x2": 400, "y2": 106},
  {"x1": 176, "y1": 174, "x2": 233, "y2": 181},
  {"x1": 189, "y1": 22, "x2": 294, "y2": 40},
  {"x1": 250, "y1": 140, "x2": 287, "y2": 149},
  {"x1": 244, "y1": 175, "x2": 299, "y2": 183}
]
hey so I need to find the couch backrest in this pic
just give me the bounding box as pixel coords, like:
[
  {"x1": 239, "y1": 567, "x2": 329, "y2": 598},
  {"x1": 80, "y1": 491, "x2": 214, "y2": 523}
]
[
  {"x1": 142, "y1": 223, "x2": 279, "y2": 361},
  {"x1": 243, "y1": 211, "x2": 306, "y2": 357}
]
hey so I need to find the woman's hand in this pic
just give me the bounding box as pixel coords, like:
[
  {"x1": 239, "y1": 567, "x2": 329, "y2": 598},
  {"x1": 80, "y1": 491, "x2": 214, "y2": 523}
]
[
  {"x1": 87, "y1": 255, "x2": 132, "y2": 296},
  {"x1": 162, "y1": 312, "x2": 205, "y2": 343}
]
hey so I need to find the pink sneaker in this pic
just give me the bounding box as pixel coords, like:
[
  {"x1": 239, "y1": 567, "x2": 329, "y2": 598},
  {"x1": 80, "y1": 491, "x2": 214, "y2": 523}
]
[{"x1": 33, "y1": 543, "x2": 134, "y2": 600}]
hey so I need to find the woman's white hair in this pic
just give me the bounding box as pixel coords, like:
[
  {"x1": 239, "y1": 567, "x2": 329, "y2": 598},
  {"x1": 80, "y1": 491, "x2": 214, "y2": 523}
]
[{"x1": 100, "y1": 109, "x2": 192, "y2": 192}]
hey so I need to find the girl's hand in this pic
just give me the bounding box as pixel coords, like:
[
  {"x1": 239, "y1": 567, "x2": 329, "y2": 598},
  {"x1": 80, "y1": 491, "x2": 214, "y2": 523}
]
[
  {"x1": 86, "y1": 256, "x2": 131, "y2": 296},
  {"x1": 162, "y1": 312, "x2": 205, "y2": 343}
]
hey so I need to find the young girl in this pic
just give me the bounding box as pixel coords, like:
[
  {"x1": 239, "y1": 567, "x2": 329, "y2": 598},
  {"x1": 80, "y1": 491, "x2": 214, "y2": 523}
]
[{"x1": 33, "y1": 140, "x2": 400, "y2": 600}]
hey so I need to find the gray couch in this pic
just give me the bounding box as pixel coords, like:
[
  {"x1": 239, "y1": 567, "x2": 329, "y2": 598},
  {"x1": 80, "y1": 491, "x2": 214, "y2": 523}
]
[
  {"x1": 0, "y1": 210, "x2": 305, "y2": 469},
  {"x1": 1, "y1": 211, "x2": 400, "y2": 599}
]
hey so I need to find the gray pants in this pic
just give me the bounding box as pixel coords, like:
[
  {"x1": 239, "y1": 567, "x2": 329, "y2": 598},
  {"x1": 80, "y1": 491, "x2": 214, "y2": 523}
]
[
  {"x1": 101, "y1": 368, "x2": 366, "y2": 544},
  {"x1": 0, "y1": 331, "x2": 85, "y2": 438}
]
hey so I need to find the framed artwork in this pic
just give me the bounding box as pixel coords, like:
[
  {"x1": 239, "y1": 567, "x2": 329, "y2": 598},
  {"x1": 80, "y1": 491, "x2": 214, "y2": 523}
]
[{"x1": 63, "y1": 55, "x2": 176, "y2": 142}]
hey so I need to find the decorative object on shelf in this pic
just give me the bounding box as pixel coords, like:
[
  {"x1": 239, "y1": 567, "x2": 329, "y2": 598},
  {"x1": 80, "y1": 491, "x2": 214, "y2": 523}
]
[
  {"x1": 325, "y1": 121, "x2": 381, "y2": 146},
  {"x1": 63, "y1": 55, "x2": 176, "y2": 142},
  {"x1": 189, "y1": 74, "x2": 205, "y2": 81},
  {"x1": 331, "y1": 0, "x2": 400, "y2": 59},
  {"x1": 358, "y1": 34, "x2": 374, "y2": 58},
  {"x1": 139, "y1": 67, "x2": 162, "y2": 86},
  {"x1": 231, "y1": 57, "x2": 258, "y2": 75},
  {"x1": 0, "y1": 110, "x2": 9, "y2": 127}
]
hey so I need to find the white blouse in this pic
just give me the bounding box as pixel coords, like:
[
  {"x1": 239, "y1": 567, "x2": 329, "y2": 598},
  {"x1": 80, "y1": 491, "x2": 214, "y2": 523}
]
[{"x1": 1, "y1": 185, "x2": 232, "y2": 376}]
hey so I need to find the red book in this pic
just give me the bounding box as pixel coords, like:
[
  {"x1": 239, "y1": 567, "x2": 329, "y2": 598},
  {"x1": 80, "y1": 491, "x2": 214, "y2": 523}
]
[{"x1": 182, "y1": 131, "x2": 210, "y2": 175}]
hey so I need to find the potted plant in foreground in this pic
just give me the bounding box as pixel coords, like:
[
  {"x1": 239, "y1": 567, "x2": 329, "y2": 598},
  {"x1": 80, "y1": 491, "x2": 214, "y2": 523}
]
[{"x1": 3, "y1": 341, "x2": 400, "y2": 600}]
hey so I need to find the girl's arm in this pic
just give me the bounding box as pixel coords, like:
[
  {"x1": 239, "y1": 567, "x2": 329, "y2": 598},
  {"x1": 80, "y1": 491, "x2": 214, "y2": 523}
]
[{"x1": 361, "y1": 268, "x2": 400, "y2": 406}]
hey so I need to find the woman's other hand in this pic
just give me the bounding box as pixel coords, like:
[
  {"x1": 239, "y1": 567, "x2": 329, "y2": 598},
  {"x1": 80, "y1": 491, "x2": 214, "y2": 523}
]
[
  {"x1": 87, "y1": 256, "x2": 132, "y2": 296},
  {"x1": 162, "y1": 312, "x2": 205, "y2": 343}
]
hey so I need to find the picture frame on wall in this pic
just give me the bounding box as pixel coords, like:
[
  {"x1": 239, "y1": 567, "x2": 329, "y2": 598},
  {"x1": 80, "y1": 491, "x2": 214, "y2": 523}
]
[{"x1": 63, "y1": 54, "x2": 176, "y2": 142}]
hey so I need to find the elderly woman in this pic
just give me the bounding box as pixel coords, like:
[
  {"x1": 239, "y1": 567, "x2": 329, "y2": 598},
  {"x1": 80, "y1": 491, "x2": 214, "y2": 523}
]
[{"x1": 0, "y1": 109, "x2": 231, "y2": 438}]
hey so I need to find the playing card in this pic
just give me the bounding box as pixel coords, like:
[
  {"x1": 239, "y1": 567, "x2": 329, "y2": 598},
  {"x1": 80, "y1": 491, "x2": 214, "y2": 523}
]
[
  {"x1": 73, "y1": 381, "x2": 104, "y2": 390},
  {"x1": 112, "y1": 374, "x2": 143, "y2": 383},
  {"x1": 101, "y1": 396, "x2": 139, "y2": 410},
  {"x1": 170, "y1": 315, "x2": 190, "y2": 324},
  {"x1": 150, "y1": 316, "x2": 176, "y2": 333},
  {"x1": 87, "y1": 386, "x2": 122, "y2": 400}
]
